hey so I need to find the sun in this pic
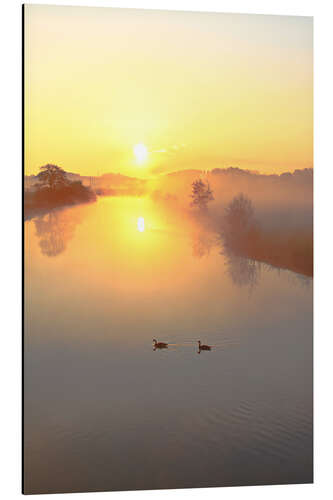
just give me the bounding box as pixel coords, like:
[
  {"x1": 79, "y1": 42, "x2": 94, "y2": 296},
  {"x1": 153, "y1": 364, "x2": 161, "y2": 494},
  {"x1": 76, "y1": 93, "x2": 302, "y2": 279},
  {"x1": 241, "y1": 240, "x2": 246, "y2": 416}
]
[
  {"x1": 134, "y1": 143, "x2": 148, "y2": 164},
  {"x1": 137, "y1": 217, "x2": 145, "y2": 232}
]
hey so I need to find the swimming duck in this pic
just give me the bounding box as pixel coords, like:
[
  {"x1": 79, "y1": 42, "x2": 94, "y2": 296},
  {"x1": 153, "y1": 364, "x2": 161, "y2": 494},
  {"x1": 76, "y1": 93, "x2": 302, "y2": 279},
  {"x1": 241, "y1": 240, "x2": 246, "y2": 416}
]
[
  {"x1": 197, "y1": 340, "x2": 211, "y2": 351},
  {"x1": 153, "y1": 339, "x2": 168, "y2": 349}
]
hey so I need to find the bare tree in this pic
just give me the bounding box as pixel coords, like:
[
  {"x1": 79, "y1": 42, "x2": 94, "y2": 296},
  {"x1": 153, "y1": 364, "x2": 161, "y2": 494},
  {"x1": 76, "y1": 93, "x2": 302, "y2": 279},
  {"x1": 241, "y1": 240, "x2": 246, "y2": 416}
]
[
  {"x1": 190, "y1": 179, "x2": 214, "y2": 211},
  {"x1": 36, "y1": 164, "x2": 69, "y2": 190},
  {"x1": 221, "y1": 193, "x2": 254, "y2": 248},
  {"x1": 225, "y1": 193, "x2": 254, "y2": 230}
]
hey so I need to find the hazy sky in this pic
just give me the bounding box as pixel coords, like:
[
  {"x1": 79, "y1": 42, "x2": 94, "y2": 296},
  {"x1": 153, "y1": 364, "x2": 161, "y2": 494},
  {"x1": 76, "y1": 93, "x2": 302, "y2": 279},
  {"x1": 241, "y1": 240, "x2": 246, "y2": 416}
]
[{"x1": 24, "y1": 5, "x2": 313, "y2": 177}]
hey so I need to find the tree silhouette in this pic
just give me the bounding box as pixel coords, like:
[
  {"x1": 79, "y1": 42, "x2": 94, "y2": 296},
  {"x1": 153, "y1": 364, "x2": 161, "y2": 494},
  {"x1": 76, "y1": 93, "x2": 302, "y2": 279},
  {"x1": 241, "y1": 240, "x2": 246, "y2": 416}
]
[
  {"x1": 190, "y1": 179, "x2": 214, "y2": 211},
  {"x1": 222, "y1": 193, "x2": 256, "y2": 251},
  {"x1": 225, "y1": 193, "x2": 254, "y2": 231},
  {"x1": 36, "y1": 164, "x2": 69, "y2": 190}
]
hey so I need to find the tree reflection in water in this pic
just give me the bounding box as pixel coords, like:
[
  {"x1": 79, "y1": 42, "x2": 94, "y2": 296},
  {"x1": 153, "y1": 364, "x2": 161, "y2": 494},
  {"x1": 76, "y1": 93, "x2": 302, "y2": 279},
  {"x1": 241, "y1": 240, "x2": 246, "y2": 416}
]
[
  {"x1": 33, "y1": 210, "x2": 80, "y2": 257},
  {"x1": 191, "y1": 230, "x2": 261, "y2": 291},
  {"x1": 191, "y1": 231, "x2": 215, "y2": 259},
  {"x1": 224, "y1": 252, "x2": 260, "y2": 292}
]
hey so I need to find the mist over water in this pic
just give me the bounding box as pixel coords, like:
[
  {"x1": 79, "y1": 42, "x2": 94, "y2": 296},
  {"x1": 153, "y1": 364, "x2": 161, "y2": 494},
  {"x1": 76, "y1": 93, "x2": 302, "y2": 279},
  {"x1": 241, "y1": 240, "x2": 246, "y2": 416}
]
[{"x1": 24, "y1": 197, "x2": 312, "y2": 494}]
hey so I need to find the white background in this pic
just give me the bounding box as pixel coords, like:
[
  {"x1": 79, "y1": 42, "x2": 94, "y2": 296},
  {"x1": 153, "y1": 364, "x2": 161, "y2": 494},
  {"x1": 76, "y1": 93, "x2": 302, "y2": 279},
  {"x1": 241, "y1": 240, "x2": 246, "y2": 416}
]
[{"x1": 0, "y1": 0, "x2": 332, "y2": 498}]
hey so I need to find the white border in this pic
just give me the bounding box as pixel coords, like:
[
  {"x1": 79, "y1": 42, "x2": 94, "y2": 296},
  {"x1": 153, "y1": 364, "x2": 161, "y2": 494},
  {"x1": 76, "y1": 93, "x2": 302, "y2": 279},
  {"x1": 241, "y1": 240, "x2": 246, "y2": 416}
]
[{"x1": 1, "y1": 1, "x2": 332, "y2": 499}]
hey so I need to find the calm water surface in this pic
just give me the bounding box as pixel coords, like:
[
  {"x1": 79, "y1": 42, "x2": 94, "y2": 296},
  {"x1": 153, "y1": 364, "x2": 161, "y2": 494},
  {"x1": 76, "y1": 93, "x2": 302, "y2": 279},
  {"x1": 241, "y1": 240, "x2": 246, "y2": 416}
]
[{"x1": 24, "y1": 197, "x2": 313, "y2": 494}]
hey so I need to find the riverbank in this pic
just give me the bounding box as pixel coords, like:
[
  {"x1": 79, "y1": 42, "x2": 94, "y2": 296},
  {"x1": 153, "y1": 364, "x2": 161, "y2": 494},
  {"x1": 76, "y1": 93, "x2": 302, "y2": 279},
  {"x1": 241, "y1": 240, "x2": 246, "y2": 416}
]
[
  {"x1": 223, "y1": 227, "x2": 313, "y2": 278},
  {"x1": 24, "y1": 182, "x2": 96, "y2": 220}
]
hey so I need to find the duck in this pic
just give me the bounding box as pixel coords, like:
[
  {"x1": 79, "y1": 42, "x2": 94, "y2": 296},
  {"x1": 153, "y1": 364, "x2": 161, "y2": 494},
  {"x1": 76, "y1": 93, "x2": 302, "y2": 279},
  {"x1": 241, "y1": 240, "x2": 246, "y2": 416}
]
[
  {"x1": 152, "y1": 339, "x2": 168, "y2": 349},
  {"x1": 197, "y1": 340, "x2": 211, "y2": 351}
]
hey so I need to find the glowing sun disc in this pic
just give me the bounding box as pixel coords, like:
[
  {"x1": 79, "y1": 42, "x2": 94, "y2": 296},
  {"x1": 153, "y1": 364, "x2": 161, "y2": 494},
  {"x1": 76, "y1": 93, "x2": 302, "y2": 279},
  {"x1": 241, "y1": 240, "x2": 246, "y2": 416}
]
[
  {"x1": 134, "y1": 143, "x2": 148, "y2": 163},
  {"x1": 137, "y1": 217, "x2": 145, "y2": 232}
]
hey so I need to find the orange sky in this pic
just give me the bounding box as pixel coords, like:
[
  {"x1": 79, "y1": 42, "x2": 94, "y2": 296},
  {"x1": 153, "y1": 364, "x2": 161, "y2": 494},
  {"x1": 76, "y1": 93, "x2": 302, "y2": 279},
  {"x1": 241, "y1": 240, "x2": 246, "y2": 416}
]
[{"x1": 24, "y1": 5, "x2": 313, "y2": 177}]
